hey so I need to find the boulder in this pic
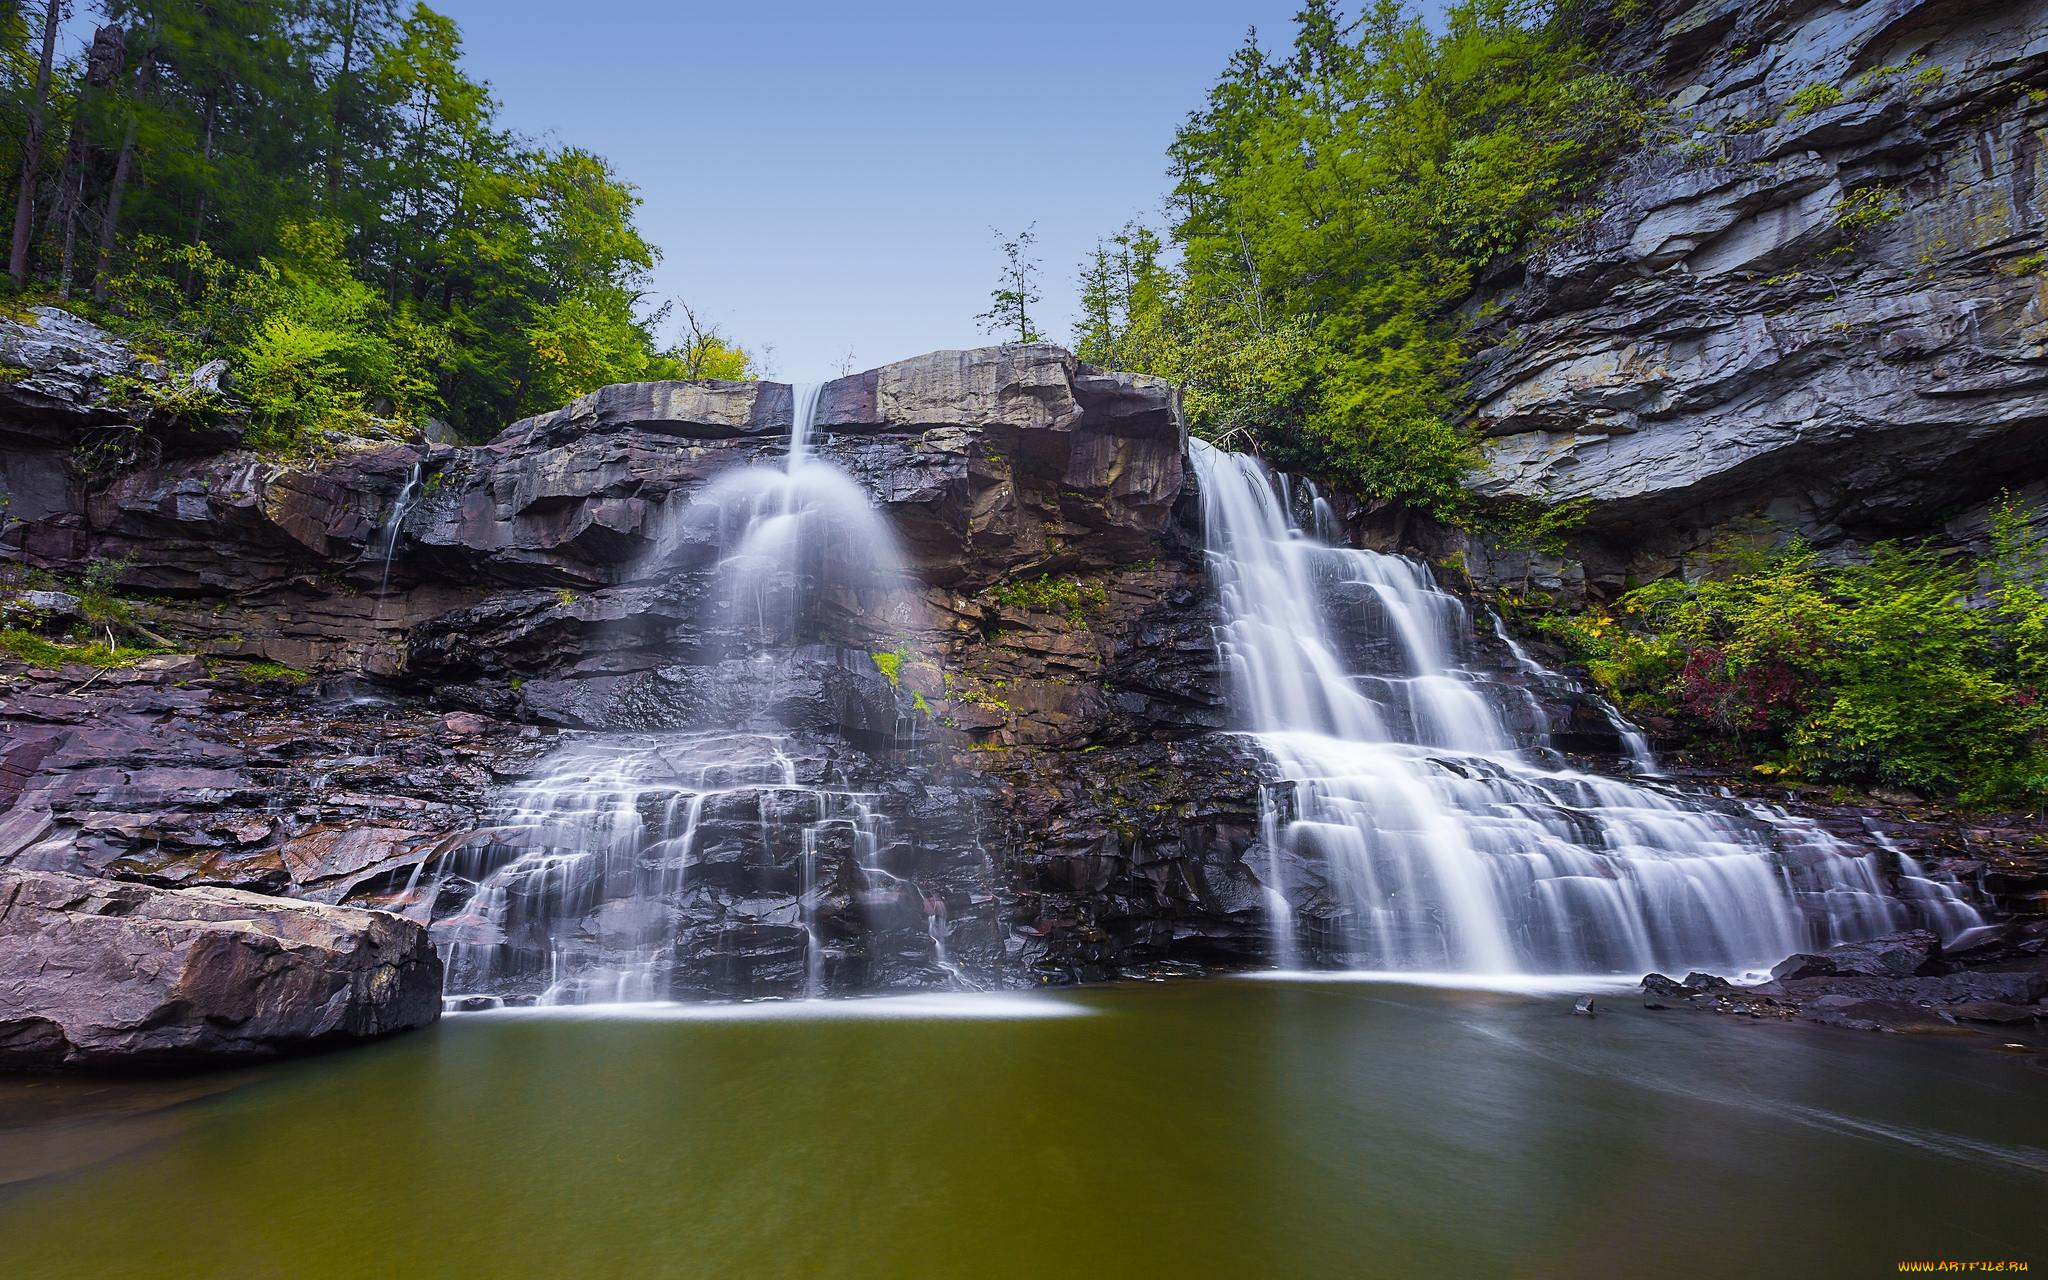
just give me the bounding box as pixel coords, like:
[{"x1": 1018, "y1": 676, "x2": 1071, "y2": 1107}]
[
  {"x1": 0, "y1": 305, "x2": 159, "y2": 427},
  {"x1": 1769, "y1": 929, "x2": 1938, "y2": 981},
  {"x1": 0, "y1": 869, "x2": 440, "y2": 1068}
]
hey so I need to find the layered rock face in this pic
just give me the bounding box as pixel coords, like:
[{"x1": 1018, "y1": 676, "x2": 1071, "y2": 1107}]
[
  {"x1": 5, "y1": 212, "x2": 2031, "y2": 1016},
  {"x1": 0, "y1": 869, "x2": 440, "y2": 1067},
  {"x1": 1466, "y1": 0, "x2": 2048, "y2": 591},
  {"x1": 0, "y1": 335, "x2": 1298, "y2": 995}
]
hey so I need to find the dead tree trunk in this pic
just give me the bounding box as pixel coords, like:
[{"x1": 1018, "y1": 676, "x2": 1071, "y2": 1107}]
[
  {"x1": 6, "y1": 0, "x2": 63, "y2": 288},
  {"x1": 55, "y1": 23, "x2": 123, "y2": 300},
  {"x1": 92, "y1": 27, "x2": 158, "y2": 304}
]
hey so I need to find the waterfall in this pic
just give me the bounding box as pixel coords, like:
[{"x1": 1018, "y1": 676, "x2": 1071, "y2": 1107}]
[
  {"x1": 365, "y1": 461, "x2": 425, "y2": 648},
  {"x1": 433, "y1": 384, "x2": 929, "y2": 1006},
  {"x1": 1190, "y1": 439, "x2": 1933, "y2": 979},
  {"x1": 373, "y1": 461, "x2": 424, "y2": 604}
]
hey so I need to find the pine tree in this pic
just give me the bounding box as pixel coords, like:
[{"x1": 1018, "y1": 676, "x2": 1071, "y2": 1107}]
[{"x1": 975, "y1": 223, "x2": 1041, "y2": 344}]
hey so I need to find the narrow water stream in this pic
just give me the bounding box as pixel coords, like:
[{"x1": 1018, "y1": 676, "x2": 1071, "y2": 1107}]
[{"x1": 2, "y1": 981, "x2": 2041, "y2": 1278}]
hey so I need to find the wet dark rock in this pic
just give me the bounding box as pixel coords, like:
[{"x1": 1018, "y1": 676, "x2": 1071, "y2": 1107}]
[
  {"x1": 1645, "y1": 934, "x2": 2048, "y2": 1038},
  {"x1": 0, "y1": 868, "x2": 440, "y2": 1068},
  {"x1": 1770, "y1": 930, "x2": 1939, "y2": 981},
  {"x1": 0, "y1": 337, "x2": 1265, "y2": 998}
]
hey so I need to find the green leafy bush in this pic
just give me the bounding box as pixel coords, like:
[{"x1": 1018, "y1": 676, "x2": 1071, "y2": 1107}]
[
  {"x1": 0, "y1": 628, "x2": 165, "y2": 670},
  {"x1": 1833, "y1": 185, "x2": 1905, "y2": 238},
  {"x1": 989, "y1": 574, "x2": 1104, "y2": 627},
  {"x1": 236, "y1": 661, "x2": 312, "y2": 685},
  {"x1": 871, "y1": 647, "x2": 910, "y2": 686},
  {"x1": 1541, "y1": 509, "x2": 2048, "y2": 806},
  {"x1": 1785, "y1": 82, "x2": 1844, "y2": 118}
]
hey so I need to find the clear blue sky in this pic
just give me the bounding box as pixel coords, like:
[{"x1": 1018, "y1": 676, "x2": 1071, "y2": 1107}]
[{"x1": 432, "y1": 0, "x2": 1315, "y2": 380}]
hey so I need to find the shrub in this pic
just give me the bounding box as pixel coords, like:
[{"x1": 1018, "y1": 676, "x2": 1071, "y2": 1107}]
[
  {"x1": 1541, "y1": 513, "x2": 2048, "y2": 806},
  {"x1": 989, "y1": 574, "x2": 1103, "y2": 627},
  {"x1": 1833, "y1": 185, "x2": 1905, "y2": 238},
  {"x1": 1786, "y1": 83, "x2": 1844, "y2": 118},
  {"x1": 0, "y1": 628, "x2": 164, "y2": 669}
]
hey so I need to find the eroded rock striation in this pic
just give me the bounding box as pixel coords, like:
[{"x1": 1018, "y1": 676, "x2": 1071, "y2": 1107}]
[
  {"x1": 0, "y1": 868, "x2": 440, "y2": 1067},
  {"x1": 1464, "y1": 0, "x2": 2048, "y2": 591},
  {"x1": 8, "y1": 9, "x2": 2048, "y2": 1035},
  {"x1": 0, "y1": 339, "x2": 1302, "y2": 1000}
]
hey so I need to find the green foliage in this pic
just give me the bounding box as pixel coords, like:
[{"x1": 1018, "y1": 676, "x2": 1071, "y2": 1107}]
[
  {"x1": 2, "y1": 2, "x2": 752, "y2": 455},
  {"x1": 236, "y1": 659, "x2": 311, "y2": 684},
  {"x1": 1073, "y1": 0, "x2": 1643, "y2": 518},
  {"x1": 1833, "y1": 184, "x2": 1904, "y2": 238},
  {"x1": 0, "y1": 627, "x2": 163, "y2": 668},
  {"x1": 1785, "y1": 82, "x2": 1843, "y2": 118},
  {"x1": 77, "y1": 556, "x2": 134, "y2": 624},
  {"x1": 976, "y1": 224, "x2": 1043, "y2": 344},
  {"x1": 1481, "y1": 495, "x2": 1592, "y2": 557},
  {"x1": 1856, "y1": 55, "x2": 1927, "y2": 92},
  {"x1": 1542, "y1": 509, "x2": 2048, "y2": 806},
  {"x1": 988, "y1": 573, "x2": 1103, "y2": 627},
  {"x1": 871, "y1": 646, "x2": 911, "y2": 687}
]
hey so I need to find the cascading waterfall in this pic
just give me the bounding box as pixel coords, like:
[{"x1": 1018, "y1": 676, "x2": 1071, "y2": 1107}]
[
  {"x1": 1190, "y1": 439, "x2": 1935, "y2": 978},
  {"x1": 363, "y1": 461, "x2": 425, "y2": 647},
  {"x1": 434, "y1": 385, "x2": 929, "y2": 1005},
  {"x1": 434, "y1": 733, "x2": 904, "y2": 1004},
  {"x1": 374, "y1": 460, "x2": 424, "y2": 601}
]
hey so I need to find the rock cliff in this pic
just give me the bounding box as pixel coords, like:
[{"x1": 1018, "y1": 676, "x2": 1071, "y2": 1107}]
[
  {"x1": 0, "y1": 327, "x2": 1314, "y2": 996},
  {"x1": 1465, "y1": 0, "x2": 2048, "y2": 592},
  {"x1": 7, "y1": 0, "x2": 2047, "y2": 1026}
]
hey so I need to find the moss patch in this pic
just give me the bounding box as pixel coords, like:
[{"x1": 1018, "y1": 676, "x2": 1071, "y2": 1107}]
[{"x1": 0, "y1": 629, "x2": 165, "y2": 669}]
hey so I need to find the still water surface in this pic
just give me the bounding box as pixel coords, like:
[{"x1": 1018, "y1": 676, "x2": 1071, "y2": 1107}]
[{"x1": 1, "y1": 977, "x2": 2043, "y2": 1278}]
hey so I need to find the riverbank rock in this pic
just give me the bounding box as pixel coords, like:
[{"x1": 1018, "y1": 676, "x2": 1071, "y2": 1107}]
[
  {"x1": 1770, "y1": 929, "x2": 1938, "y2": 980},
  {"x1": 1643, "y1": 930, "x2": 2048, "y2": 1037},
  {"x1": 0, "y1": 869, "x2": 440, "y2": 1069}
]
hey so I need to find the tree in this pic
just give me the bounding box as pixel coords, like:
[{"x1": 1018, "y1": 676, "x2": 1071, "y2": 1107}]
[
  {"x1": 313, "y1": 0, "x2": 399, "y2": 206},
  {"x1": 975, "y1": 222, "x2": 1041, "y2": 344},
  {"x1": 53, "y1": 22, "x2": 123, "y2": 298},
  {"x1": 671, "y1": 299, "x2": 750, "y2": 381},
  {"x1": 6, "y1": 0, "x2": 61, "y2": 287},
  {"x1": 2, "y1": 0, "x2": 753, "y2": 449},
  {"x1": 1079, "y1": 0, "x2": 1641, "y2": 518},
  {"x1": 1074, "y1": 220, "x2": 1167, "y2": 373}
]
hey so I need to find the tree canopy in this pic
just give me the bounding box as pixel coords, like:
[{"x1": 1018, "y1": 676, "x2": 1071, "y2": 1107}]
[
  {"x1": 1, "y1": 0, "x2": 750, "y2": 450},
  {"x1": 1074, "y1": 0, "x2": 1641, "y2": 519}
]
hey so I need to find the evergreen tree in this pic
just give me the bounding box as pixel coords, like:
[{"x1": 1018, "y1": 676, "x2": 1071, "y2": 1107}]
[{"x1": 975, "y1": 223, "x2": 1041, "y2": 344}]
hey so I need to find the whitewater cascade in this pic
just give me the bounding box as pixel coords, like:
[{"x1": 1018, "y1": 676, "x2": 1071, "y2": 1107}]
[
  {"x1": 1189, "y1": 440, "x2": 1955, "y2": 978},
  {"x1": 433, "y1": 385, "x2": 929, "y2": 1005}
]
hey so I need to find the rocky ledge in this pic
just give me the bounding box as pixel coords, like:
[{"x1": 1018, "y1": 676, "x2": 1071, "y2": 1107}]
[
  {"x1": 1640, "y1": 926, "x2": 2048, "y2": 1038},
  {"x1": 1456, "y1": 0, "x2": 2048, "y2": 596},
  {"x1": 0, "y1": 869, "x2": 441, "y2": 1069}
]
